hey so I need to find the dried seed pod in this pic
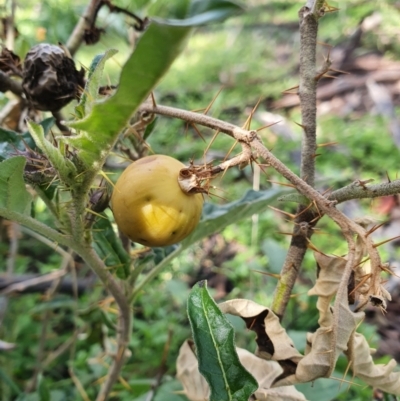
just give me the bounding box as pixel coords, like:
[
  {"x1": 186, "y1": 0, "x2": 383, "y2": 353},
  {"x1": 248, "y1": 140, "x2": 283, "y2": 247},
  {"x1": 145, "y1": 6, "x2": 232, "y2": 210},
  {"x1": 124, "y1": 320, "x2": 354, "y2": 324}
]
[{"x1": 22, "y1": 43, "x2": 85, "y2": 112}]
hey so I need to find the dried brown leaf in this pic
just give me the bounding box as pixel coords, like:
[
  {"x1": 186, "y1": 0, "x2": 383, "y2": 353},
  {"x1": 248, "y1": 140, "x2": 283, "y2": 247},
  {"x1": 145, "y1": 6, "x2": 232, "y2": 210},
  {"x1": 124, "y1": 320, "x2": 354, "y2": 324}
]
[
  {"x1": 218, "y1": 299, "x2": 303, "y2": 363},
  {"x1": 345, "y1": 333, "x2": 400, "y2": 395},
  {"x1": 176, "y1": 340, "x2": 209, "y2": 401},
  {"x1": 176, "y1": 340, "x2": 308, "y2": 401},
  {"x1": 291, "y1": 302, "x2": 364, "y2": 385}
]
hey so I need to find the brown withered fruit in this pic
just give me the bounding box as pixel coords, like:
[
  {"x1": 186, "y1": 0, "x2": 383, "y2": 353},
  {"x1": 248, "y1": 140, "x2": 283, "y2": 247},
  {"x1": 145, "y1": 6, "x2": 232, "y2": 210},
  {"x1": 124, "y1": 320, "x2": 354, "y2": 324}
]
[{"x1": 22, "y1": 43, "x2": 85, "y2": 112}]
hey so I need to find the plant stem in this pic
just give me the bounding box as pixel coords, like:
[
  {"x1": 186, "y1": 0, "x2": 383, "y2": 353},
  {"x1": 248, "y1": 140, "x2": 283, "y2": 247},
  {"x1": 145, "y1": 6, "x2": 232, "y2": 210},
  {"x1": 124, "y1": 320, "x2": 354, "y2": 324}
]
[
  {"x1": 138, "y1": 104, "x2": 252, "y2": 140},
  {"x1": 0, "y1": 206, "x2": 131, "y2": 401},
  {"x1": 66, "y1": 0, "x2": 103, "y2": 56},
  {"x1": 330, "y1": 179, "x2": 400, "y2": 204},
  {"x1": 72, "y1": 244, "x2": 131, "y2": 401},
  {"x1": 0, "y1": 209, "x2": 74, "y2": 248},
  {"x1": 271, "y1": 3, "x2": 322, "y2": 318}
]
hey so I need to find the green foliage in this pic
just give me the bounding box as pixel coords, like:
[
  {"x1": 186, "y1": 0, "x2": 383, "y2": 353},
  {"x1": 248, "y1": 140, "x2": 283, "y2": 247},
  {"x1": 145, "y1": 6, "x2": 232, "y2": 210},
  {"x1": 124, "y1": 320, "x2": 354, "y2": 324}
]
[
  {"x1": 92, "y1": 213, "x2": 131, "y2": 279},
  {"x1": 187, "y1": 281, "x2": 258, "y2": 401},
  {"x1": 0, "y1": 118, "x2": 54, "y2": 161},
  {"x1": 27, "y1": 120, "x2": 77, "y2": 184},
  {"x1": 183, "y1": 188, "x2": 284, "y2": 247},
  {"x1": 75, "y1": 49, "x2": 118, "y2": 119},
  {"x1": 66, "y1": 21, "x2": 193, "y2": 168},
  {"x1": 0, "y1": 157, "x2": 32, "y2": 215}
]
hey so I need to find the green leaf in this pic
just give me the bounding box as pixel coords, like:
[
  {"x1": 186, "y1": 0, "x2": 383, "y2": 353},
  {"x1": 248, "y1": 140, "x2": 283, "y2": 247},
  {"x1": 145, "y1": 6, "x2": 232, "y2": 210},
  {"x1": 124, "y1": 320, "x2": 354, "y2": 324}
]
[
  {"x1": 187, "y1": 281, "x2": 258, "y2": 401},
  {"x1": 143, "y1": 116, "x2": 158, "y2": 140},
  {"x1": 261, "y1": 239, "x2": 287, "y2": 274},
  {"x1": 37, "y1": 374, "x2": 50, "y2": 401},
  {"x1": 92, "y1": 213, "x2": 131, "y2": 279},
  {"x1": 75, "y1": 49, "x2": 118, "y2": 119},
  {"x1": 187, "y1": 0, "x2": 244, "y2": 23},
  {"x1": 0, "y1": 157, "x2": 32, "y2": 215},
  {"x1": 0, "y1": 367, "x2": 21, "y2": 395},
  {"x1": 27, "y1": 120, "x2": 77, "y2": 184},
  {"x1": 66, "y1": 20, "x2": 193, "y2": 168},
  {"x1": 138, "y1": 189, "x2": 284, "y2": 292},
  {"x1": 278, "y1": 192, "x2": 311, "y2": 205},
  {"x1": 0, "y1": 117, "x2": 54, "y2": 161},
  {"x1": 182, "y1": 188, "x2": 283, "y2": 247}
]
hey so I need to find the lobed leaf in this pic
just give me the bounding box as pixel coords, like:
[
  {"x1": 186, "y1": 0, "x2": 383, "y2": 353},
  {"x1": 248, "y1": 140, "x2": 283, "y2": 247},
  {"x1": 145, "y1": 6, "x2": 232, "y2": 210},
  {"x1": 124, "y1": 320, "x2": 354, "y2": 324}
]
[
  {"x1": 187, "y1": 281, "x2": 258, "y2": 401},
  {"x1": 0, "y1": 157, "x2": 32, "y2": 215}
]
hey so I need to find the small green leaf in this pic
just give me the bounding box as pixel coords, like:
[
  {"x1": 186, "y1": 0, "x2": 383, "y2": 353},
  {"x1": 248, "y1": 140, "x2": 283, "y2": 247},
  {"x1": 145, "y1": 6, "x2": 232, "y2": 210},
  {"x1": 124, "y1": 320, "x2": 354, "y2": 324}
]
[
  {"x1": 187, "y1": 281, "x2": 258, "y2": 401},
  {"x1": 75, "y1": 49, "x2": 118, "y2": 119},
  {"x1": 100, "y1": 310, "x2": 117, "y2": 331},
  {"x1": 143, "y1": 116, "x2": 158, "y2": 140},
  {"x1": 27, "y1": 120, "x2": 77, "y2": 184},
  {"x1": 182, "y1": 188, "x2": 283, "y2": 247},
  {"x1": 0, "y1": 117, "x2": 54, "y2": 161},
  {"x1": 92, "y1": 214, "x2": 131, "y2": 279},
  {"x1": 0, "y1": 157, "x2": 32, "y2": 215}
]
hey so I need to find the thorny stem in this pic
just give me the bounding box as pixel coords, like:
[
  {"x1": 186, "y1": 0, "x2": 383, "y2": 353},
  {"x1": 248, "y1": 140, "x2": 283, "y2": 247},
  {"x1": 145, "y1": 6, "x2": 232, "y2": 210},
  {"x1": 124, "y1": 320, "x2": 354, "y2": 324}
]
[
  {"x1": 272, "y1": 3, "x2": 322, "y2": 318},
  {"x1": 251, "y1": 138, "x2": 383, "y2": 299},
  {"x1": 138, "y1": 102, "x2": 386, "y2": 307},
  {"x1": 329, "y1": 179, "x2": 400, "y2": 204},
  {"x1": 138, "y1": 104, "x2": 252, "y2": 140}
]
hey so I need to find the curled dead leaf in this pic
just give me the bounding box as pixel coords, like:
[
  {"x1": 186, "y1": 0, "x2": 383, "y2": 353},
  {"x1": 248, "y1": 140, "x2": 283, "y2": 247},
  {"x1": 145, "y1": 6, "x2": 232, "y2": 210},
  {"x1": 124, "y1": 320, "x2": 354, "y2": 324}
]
[{"x1": 176, "y1": 340, "x2": 308, "y2": 401}]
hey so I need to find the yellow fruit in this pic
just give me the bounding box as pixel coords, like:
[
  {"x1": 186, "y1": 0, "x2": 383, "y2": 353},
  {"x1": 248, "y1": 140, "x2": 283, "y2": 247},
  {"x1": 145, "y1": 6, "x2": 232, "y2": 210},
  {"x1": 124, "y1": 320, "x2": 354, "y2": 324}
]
[{"x1": 111, "y1": 155, "x2": 204, "y2": 247}]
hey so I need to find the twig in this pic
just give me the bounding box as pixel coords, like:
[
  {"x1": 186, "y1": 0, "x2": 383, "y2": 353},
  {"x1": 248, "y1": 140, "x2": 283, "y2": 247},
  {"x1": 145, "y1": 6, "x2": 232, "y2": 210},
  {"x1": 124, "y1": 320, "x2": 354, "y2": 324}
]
[
  {"x1": 144, "y1": 329, "x2": 173, "y2": 401},
  {"x1": 42, "y1": 330, "x2": 79, "y2": 368},
  {"x1": 136, "y1": 102, "x2": 386, "y2": 308},
  {"x1": 0, "y1": 274, "x2": 92, "y2": 295},
  {"x1": 66, "y1": 0, "x2": 103, "y2": 56},
  {"x1": 5, "y1": 0, "x2": 17, "y2": 50},
  {"x1": 0, "y1": 270, "x2": 67, "y2": 295},
  {"x1": 0, "y1": 70, "x2": 23, "y2": 96},
  {"x1": 69, "y1": 366, "x2": 91, "y2": 401},
  {"x1": 329, "y1": 179, "x2": 400, "y2": 204},
  {"x1": 72, "y1": 244, "x2": 131, "y2": 401},
  {"x1": 138, "y1": 104, "x2": 252, "y2": 140},
  {"x1": 270, "y1": 2, "x2": 323, "y2": 318}
]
